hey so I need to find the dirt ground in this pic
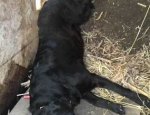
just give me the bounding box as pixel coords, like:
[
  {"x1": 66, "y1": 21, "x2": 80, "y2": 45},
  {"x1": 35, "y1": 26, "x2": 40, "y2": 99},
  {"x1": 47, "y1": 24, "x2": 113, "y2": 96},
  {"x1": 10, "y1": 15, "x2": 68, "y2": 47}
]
[{"x1": 83, "y1": 0, "x2": 150, "y2": 52}]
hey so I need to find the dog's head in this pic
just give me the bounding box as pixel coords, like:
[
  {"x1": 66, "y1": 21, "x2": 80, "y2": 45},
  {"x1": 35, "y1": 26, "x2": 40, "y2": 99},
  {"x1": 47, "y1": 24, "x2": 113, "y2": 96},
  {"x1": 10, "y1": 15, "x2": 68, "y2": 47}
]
[
  {"x1": 31, "y1": 100, "x2": 75, "y2": 115},
  {"x1": 61, "y1": 0, "x2": 95, "y2": 25},
  {"x1": 38, "y1": 0, "x2": 94, "y2": 27}
]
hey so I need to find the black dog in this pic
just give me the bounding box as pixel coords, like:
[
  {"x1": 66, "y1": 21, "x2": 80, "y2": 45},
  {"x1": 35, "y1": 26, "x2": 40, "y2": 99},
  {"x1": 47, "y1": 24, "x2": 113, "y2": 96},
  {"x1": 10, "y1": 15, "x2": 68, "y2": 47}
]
[{"x1": 29, "y1": 0, "x2": 150, "y2": 115}]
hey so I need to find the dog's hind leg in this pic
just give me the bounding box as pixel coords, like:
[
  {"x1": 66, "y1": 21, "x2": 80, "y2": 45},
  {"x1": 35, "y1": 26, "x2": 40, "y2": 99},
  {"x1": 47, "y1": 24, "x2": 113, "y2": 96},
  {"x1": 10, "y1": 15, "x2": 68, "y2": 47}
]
[
  {"x1": 83, "y1": 92, "x2": 125, "y2": 115},
  {"x1": 90, "y1": 73, "x2": 150, "y2": 108}
]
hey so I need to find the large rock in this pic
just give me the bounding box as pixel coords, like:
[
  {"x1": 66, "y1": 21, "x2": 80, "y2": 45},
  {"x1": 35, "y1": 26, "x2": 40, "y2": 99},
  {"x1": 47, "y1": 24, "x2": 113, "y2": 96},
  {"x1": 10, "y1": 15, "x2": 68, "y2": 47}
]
[{"x1": 0, "y1": 0, "x2": 38, "y2": 113}]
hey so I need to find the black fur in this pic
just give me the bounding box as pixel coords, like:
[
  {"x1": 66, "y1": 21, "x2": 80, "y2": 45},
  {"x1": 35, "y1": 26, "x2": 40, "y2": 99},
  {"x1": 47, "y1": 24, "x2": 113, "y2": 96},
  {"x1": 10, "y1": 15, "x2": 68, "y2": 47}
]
[{"x1": 29, "y1": 0, "x2": 150, "y2": 115}]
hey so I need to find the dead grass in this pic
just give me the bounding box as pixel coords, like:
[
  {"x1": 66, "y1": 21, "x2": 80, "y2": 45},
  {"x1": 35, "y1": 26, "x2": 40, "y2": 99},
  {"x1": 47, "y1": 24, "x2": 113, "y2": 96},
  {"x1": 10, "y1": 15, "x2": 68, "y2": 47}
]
[
  {"x1": 82, "y1": 2, "x2": 150, "y2": 114},
  {"x1": 83, "y1": 28, "x2": 150, "y2": 115}
]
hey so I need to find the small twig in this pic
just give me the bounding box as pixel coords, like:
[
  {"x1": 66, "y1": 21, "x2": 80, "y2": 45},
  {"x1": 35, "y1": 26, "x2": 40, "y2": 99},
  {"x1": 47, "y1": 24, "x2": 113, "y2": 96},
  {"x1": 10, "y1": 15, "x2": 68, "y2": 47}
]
[
  {"x1": 128, "y1": 5, "x2": 150, "y2": 54},
  {"x1": 137, "y1": 27, "x2": 150, "y2": 41},
  {"x1": 123, "y1": 82, "x2": 150, "y2": 98},
  {"x1": 137, "y1": 3, "x2": 147, "y2": 8},
  {"x1": 87, "y1": 54, "x2": 112, "y2": 63},
  {"x1": 17, "y1": 92, "x2": 29, "y2": 97},
  {"x1": 21, "y1": 80, "x2": 30, "y2": 88},
  {"x1": 95, "y1": 12, "x2": 103, "y2": 20}
]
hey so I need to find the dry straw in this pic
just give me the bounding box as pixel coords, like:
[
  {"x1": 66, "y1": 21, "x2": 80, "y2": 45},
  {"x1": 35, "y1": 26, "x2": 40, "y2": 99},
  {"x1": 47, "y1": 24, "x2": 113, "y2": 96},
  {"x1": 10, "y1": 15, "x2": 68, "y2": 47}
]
[
  {"x1": 84, "y1": 37, "x2": 150, "y2": 114},
  {"x1": 83, "y1": 13, "x2": 150, "y2": 115},
  {"x1": 82, "y1": 2, "x2": 150, "y2": 114}
]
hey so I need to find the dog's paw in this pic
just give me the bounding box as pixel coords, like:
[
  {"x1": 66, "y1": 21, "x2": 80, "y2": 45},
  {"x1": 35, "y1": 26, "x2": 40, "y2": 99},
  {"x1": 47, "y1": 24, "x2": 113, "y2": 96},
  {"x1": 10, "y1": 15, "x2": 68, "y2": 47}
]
[
  {"x1": 117, "y1": 104, "x2": 125, "y2": 115},
  {"x1": 137, "y1": 95, "x2": 150, "y2": 108},
  {"x1": 143, "y1": 99, "x2": 150, "y2": 108},
  {"x1": 108, "y1": 103, "x2": 125, "y2": 115}
]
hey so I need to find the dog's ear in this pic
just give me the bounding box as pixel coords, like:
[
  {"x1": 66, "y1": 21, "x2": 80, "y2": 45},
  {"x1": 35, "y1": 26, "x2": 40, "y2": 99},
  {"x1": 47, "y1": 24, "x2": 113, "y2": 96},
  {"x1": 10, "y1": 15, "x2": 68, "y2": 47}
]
[{"x1": 62, "y1": 0, "x2": 94, "y2": 25}]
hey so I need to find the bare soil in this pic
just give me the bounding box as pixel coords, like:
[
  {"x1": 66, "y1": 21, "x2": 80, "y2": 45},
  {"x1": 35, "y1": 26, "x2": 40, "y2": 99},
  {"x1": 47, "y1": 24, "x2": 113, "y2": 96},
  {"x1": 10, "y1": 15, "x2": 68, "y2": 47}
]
[{"x1": 83, "y1": 0, "x2": 150, "y2": 52}]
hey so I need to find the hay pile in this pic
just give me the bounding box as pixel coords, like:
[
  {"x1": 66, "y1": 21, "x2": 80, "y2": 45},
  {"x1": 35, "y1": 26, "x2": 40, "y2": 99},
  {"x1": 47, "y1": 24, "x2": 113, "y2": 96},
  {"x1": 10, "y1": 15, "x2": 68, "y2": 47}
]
[{"x1": 83, "y1": 29, "x2": 150, "y2": 114}]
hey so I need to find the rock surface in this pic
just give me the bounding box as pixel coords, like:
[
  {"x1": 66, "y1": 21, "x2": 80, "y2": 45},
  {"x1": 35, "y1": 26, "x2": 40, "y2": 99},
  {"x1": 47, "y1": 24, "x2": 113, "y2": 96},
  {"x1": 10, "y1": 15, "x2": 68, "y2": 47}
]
[
  {"x1": 0, "y1": 0, "x2": 38, "y2": 113},
  {"x1": 10, "y1": 97, "x2": 140, "y2": 115}
]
